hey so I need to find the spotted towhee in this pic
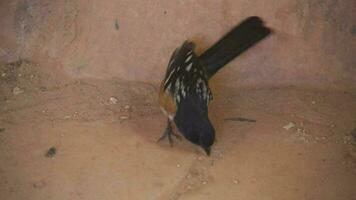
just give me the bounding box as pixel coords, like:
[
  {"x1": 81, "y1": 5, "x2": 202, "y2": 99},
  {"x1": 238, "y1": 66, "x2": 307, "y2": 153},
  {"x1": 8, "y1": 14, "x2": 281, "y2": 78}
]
[{"x1": 158, "y1": 16, "x2": 271, "y2": 155}]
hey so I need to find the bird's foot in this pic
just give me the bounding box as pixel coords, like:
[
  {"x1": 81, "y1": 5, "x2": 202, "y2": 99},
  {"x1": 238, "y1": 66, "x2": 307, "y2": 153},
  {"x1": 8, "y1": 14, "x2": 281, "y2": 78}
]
[{"x1": 157, "y1": 120, "x2": 181, "y2": 146}]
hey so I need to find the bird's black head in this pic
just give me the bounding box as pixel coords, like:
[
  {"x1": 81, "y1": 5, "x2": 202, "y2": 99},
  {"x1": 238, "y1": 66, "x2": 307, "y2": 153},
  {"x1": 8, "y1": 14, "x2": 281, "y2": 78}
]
[{"x1": 174, "y1": 94, "x2": 215, "y2": 156}]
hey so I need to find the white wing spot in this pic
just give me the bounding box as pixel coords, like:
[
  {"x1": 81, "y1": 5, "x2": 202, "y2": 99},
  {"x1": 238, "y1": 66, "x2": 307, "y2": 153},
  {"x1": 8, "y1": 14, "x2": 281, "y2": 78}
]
[
  {"x1": 164, "y1": 68, "x2": 175, "y2": 85},
  {"x1": 175, "y1": 78, "x2": 180, "y2": 91},
  {"x1": 176, "y1": 94, "x2": 180, "y2": 103},
  {"x1": 186, "y1": 63, "x2": 193, "y2": 71},
  {"x1": 181, "y1": 89, "x2": 186, "y2": 98},
  {"x1": 168, "y1": 58, "x2": 174, "y2": 68},
  {"x1": 165, "y1": 83, "x2": 172, "y2": 91},
  {"x1": 185, "y1": 54, "x2": 193, "y2": 63}
]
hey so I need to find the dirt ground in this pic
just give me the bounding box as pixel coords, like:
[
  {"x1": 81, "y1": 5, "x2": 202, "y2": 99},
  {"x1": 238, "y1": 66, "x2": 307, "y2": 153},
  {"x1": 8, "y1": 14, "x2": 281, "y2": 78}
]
[
  {"x1": 0, "y1": 60, "x2": 355, "y2": 200},
  {"x1": 1, "y1": 0, "x2": 356, "y2": 199}
]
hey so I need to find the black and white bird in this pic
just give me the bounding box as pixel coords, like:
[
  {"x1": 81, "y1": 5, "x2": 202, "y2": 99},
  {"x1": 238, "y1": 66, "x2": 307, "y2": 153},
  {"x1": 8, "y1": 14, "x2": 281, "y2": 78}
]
[{"x1": 158, "y1": 16, "x2": 271, "y2": 155}]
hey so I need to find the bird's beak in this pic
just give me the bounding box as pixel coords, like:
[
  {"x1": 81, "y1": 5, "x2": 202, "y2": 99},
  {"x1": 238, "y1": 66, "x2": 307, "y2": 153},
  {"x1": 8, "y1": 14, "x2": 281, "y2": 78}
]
[{"x1": 203, "y1": 146, "x2": 211, "y2": 156}]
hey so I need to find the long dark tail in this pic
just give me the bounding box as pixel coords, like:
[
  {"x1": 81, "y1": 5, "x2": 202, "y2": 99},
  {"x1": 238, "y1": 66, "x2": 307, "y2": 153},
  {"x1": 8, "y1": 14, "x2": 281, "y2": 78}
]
[{"x1": 199, "y1": 16, "x2": 271, "y2": 78}]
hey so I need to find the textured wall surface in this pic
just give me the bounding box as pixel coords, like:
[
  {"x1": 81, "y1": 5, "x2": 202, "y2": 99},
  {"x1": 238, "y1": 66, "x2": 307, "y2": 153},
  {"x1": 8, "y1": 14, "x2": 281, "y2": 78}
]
[{"x1": 0, "y1": 0, "x2": 355, "y2": 89}]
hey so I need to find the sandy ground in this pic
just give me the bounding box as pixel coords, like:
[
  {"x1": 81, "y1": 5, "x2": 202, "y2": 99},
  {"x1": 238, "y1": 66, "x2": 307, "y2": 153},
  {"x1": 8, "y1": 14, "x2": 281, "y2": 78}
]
[{"x1": 1, "y1": 60, "x2": 356, "y2": 200}]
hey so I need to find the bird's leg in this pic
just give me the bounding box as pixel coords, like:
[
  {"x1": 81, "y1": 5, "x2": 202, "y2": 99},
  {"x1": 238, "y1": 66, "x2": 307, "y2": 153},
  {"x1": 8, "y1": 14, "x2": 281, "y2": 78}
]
[
  {"x1": 157, "y1": 119, "x2": 173, "y2": 146},
  {"x1": 157, "y1": 119, "x2": 181, "y2": 146},
  {"x1": 171, "y1": 129, "x2": 182, "y2": 140}
]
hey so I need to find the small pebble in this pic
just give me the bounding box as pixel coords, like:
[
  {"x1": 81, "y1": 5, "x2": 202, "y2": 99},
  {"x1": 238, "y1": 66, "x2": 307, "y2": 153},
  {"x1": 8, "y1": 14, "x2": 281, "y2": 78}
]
[
  {"x1": 12, "y1": 87, "x2": 24, "y2": 95},
  {"x1": 202, "y1": 181, "x2": 207, "y2": 185},
  {"x1": 109, "y1": 97, "x2": 118, "y2": 104},
  {"x1": 120, "y1": 115, "x2": 129, "y2": 120},
  {"x1": 124, "y1": 105, "x2": 131, "y2": 110},
  {"x1": 176, "y1": 164, "x2": 181, "y2": 168},
  {"x1": 283, "y1": 122, "x2": 296, "y2": 130},
  {"x1": 197, "y1": 156, "x2": 203, "y2": 161},
  {"x1": 33, "y1": 181, "x2": 45, "y2": 188},
  {"x1": 114, "y1": 19, "x2": 119, "y2": 30},
  {"x1": 311, "y1": 101, "x2": 316, "y2": 104},
  {"x1": 46, "y1": 147, "x2": 56, "y2": 158},
  {"x1": 233, "y1": 179, "x2": 239, "y2": 184},
  {"x1": 1, "y1": 73, "x2": 6, "y2": 77}
]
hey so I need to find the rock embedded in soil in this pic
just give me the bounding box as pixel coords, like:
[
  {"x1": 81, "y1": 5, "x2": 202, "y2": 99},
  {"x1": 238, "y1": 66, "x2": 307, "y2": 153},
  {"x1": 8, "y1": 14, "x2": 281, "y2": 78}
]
[
  {"x1": 109, "y1": 96, "x2": 118, "y2": 104},
  {"x1": 283, "y1": 122, "x2": 296, "y2": 130},
  {"x1": 46, "y1": 147, "x2": 56, "y2": 158},
  {"x1": 12, "y1": 86, "x2": 24, "y2": 95}
]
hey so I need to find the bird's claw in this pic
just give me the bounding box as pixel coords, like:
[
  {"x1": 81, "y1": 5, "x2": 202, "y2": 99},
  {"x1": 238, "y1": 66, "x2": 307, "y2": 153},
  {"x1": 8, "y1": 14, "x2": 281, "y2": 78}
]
[{"x1": 157, "y1": 121, "x2": 181, "y2": 146}]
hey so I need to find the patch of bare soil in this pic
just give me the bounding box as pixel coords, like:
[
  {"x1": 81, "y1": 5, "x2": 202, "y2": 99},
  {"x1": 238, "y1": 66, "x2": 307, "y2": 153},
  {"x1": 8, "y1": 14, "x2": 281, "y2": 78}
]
[{"x1": 0, "y1": 60, "x2": 356, "y2": 200}]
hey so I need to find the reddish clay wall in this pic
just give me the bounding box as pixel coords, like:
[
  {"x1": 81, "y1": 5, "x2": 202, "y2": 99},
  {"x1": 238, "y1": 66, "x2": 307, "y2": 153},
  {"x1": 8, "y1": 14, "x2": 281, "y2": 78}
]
[{"x1": 1, "y1": 0, "x2": 355, "y2": 89}]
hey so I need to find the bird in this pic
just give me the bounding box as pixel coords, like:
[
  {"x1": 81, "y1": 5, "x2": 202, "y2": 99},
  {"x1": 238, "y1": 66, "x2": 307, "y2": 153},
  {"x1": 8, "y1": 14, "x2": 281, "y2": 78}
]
[{"x1": 157, "y1": 16, "x2": 271, "y2": 155}]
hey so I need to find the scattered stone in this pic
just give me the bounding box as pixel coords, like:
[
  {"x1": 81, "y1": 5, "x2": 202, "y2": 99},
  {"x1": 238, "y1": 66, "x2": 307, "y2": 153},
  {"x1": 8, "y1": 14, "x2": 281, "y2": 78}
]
[
  {"x1": 120, "y1": 115, "x2": 129, "y2": 120},
  {"x1": 109, "y1": 96, "x2": 118, "y2": 104},
  {"x1": 233, "y1": 179, "x2": 240, "y2": 184},
  {"x1": 342, "y1": 135, "x2": 352, "y2": 144},
  {"x1": 12, "y1": 87, "x2": 24, "y2": 95},
  {"x1": 114, "y1": 19, "x2": 119, "y2": 30},
  {"x1": 283, "y1": 122, "x2": 296, "y2": 130},
  {"x1": 46, "y1": 147, "x2": 56, "y2": 158},
  {"x1": 32, "y1": 180, "x2": 46, "y2": 188}
]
